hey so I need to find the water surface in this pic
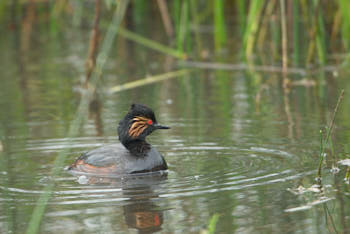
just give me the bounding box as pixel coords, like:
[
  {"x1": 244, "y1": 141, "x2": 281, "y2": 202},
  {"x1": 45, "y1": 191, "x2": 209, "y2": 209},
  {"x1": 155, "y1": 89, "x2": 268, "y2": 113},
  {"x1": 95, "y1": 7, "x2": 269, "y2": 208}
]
[{"x1": 1, "y1": 6, "x2": 350, "y2": 234}]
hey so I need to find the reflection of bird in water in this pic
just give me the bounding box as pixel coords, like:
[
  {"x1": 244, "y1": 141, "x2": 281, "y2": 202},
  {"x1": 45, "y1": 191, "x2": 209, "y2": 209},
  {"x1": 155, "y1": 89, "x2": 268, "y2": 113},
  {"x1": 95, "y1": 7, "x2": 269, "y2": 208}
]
[
  {"x1": 123, "y1": 186, "x2": 164, "y2": 233},
  {"x1": 68, "y1": 103, "x2": 170, "y2": 175},
  {"x1": 74, "y1": 172, "x2": 167, "y2": 234}
]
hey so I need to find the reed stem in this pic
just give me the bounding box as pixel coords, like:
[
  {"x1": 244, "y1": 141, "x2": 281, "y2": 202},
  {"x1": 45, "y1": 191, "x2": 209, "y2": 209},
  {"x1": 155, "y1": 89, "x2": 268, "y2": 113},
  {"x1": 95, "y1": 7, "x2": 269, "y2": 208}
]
[
  {"x1": 110, "y1": 69, "x2": 190, "y2": 93},
  {"x1": 292, "y1": 0, "x2": 299, "y2": 66},
  {"x1": 345, "y1": 167, "x2": 350, "y2": 182},
  {"x1": 118, "y1": 27, "x2": 187, "y2": 59},
  {"x1": 316, "y1": 89, "x2": 345, "y2": 179},
  {"x1": 280, "y1": 0, "x2": 288, "y2": 73}
]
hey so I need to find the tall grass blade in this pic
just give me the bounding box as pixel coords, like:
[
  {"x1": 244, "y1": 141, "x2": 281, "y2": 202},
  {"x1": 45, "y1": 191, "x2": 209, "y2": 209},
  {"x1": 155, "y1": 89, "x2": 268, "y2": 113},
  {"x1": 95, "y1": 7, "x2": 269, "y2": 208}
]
[
  {"x1": 176, "y1": 1, "x2": 189, "y2": 53},
  {"x1": 157, "y1": 0, "x2": 174, "y2": 37},
  {"x1": 338, "y1": 0, "x2": 350, "y2": 51},
  {"x1": 293, "y1": 0, "x2": 299, "y2": 66},
  {"x1": 132, "y1": 0, "x2": 146, "y2": 26},
  {"x1": 25, "y1": 1, "x2": 130, "y2": 233},
  {"x1": 118, "y1": 27, "x2": 187, "y2": 59},
  {"x1": 313, "y1": 0, "x2": 327, "y2": 65},
  {"x1": 110, "y1": 69, "x2": 191, "y2": 93},
  {"x1": 345, "y1": 167, "x2": 350, "y2": 182},
  {"x1": 280, "y1": 0, "x2": 288, "y2": 73},
  {"x1": 208, "y1": 214, "x2": 220, "y2": 234},
  {"x1": 317, "y1": 89, "x2": 345, "y2": 179},
  {"x1": 243, "y1": 0, "x2": 265, "y2": 59},
  {"x1": 237, "y1": 0, "x2": 246, "y2": 36},
  {"x1": 214, "y1": 0, "x2": 226, "y2": 51},
  {"x1": 172, "y1": 0, "x2": 181, "y2": 29},
  {"x1": 189, "y1": 0, "x2": 202, "y2": 55}
]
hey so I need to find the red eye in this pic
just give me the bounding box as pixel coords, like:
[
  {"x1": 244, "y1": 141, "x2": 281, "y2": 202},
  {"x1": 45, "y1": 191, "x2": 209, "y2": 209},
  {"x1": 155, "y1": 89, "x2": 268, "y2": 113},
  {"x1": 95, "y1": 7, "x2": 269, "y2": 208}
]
[{"x1": 147, "y1": 120, "x2": 153, "y2": 125}]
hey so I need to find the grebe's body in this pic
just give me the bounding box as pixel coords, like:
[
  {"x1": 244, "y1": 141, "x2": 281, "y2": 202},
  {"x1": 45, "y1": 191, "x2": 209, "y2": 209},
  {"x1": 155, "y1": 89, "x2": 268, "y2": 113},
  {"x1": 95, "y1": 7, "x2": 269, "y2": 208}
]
[{"x1": 68, "y1": 104, "x2": 169, "y2": 175}]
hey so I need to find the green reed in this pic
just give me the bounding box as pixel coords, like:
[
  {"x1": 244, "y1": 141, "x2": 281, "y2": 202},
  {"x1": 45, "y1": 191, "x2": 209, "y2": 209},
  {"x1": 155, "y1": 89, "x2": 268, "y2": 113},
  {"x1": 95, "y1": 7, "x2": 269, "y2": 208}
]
[
  {"x1": 208, "y1": 213, "x2": 220, "y2": 234},
  {"x1": 292, "y1": 0, "x2": 299, "y2": 66},
  {"x1": 313, "y1": 0, "x2": 327, "y2": 65},
  {"x1": 339, "y1": 0, "x2": 350, "y2": 50},
  {"x1": 176, "y1": 0, "x2": 189, "y2": 53},
  {"x1": 236, "y1": 0, "x2": 246, "y2": 36},
  {"x1": 346, "y1": 167, "x2": 350, "y2": 182},
  {"x1": 243, "y1": 0, "x2": 265, "y2": 60},
  {"x1": 118, "y1": 27, "x2": 187, "y2": 59},
  {"x1": 316, "y1": 90, "x2": 345, "y2": 180},
  {"x1": 3, "y1": 0, "x2": 350, "y2": 69},
  {"x1": 213, "y1": 0, "x2": 226, "y2": 51},
  {"x1": 131, "y1": 0, "x2": 147, "y2": 26}
]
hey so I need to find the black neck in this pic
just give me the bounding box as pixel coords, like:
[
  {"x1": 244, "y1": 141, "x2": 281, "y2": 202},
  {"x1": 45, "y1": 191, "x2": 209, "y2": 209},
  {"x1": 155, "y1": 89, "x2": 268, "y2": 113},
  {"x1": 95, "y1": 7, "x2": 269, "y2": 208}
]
[{"x1": 123, "y1": 140, "x2": 151, "y2": 157}]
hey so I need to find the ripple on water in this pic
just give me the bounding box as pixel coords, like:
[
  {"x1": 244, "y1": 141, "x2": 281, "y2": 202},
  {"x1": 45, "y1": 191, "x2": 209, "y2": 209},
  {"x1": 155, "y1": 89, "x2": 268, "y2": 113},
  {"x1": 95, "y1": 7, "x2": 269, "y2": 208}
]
[{"x1": 0, "y1": 136, "x2": 316, "y2": 219}]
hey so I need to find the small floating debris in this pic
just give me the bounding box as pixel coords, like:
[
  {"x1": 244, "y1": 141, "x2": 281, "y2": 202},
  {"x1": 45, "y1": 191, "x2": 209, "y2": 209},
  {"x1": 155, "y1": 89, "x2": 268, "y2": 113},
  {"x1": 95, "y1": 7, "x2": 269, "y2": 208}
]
[
  {"x1": 330, "y1": 166, "x2": 340, "y2": 174},
  {"x1": 284, "y1": 197, "x2": 334, "y2": 213},
  {"x1": 287, "y1": 184, "x2": 323, "y2": 195}
]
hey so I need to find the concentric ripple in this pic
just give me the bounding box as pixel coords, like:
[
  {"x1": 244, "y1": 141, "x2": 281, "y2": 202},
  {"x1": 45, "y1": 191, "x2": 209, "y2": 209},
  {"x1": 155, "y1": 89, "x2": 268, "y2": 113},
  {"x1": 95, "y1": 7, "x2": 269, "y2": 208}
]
[
  {"x1": 0, "y1": 120, "x2": 327, "y2": 234},
  {"x1": 0, "y1": 135, "x2": 316, "y2": 211}
]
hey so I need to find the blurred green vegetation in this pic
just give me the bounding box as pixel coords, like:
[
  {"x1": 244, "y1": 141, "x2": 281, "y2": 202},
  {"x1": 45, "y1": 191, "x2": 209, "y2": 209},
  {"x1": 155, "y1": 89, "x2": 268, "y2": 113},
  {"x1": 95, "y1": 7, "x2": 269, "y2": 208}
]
[{"x1": 1, "y1": 0, "x2": 350, "y2": 67}]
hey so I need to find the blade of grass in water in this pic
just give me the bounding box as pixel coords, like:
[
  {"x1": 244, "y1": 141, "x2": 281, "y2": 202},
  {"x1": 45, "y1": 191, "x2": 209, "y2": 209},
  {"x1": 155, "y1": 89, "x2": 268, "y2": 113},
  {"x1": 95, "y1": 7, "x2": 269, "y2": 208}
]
[
  {"x1": 313, "y1": 0, "x2": 327, "y2": 65},
  {"x1": 176, "y1": 0, "x2": 189, "y2": 53},
  {"x1": 197, "y1": 1, "x2": 214, "y2": 23},
  {"x1": 280, "y1": 0, "x2": 288, "y2": 73},
  {"x1": 237, "y1": 0, "x2": 246, "y2": 36},
  {"x1": 338, "y1": 0, "x2": 350, "y2": 51},
  {"x1": 243, "y1": 0, "x2": 265, "y2": 59},
  {"x1": 118, "y1": 27, "x2": 187, "y2": 59},
  {"x1": 0, "y1": 146, "x2": 14, "y2": 233},
  {"x1": 132, "y1": 0, "x2": 147, "y2": 26},
  {"x1": 293, "y1": 0, "x2": 299, "y2": 66},
  {"x1": 109, "y1": 69, "x2": 191, "y2": 93},
  {"x1": 208, "y1": 214, "x2": 220, "y2": 234},
  {"x1": 25, "y1": 1, "x2": 130, "y2": 233},
  {"x1": 157, "y1": 0, "x2": 174, "y2": 37},
  {"x1": 189, "y1": 0, "x2": 203, "y2": 55},
  {"x1": 49, "y1": 0, "x2": 67, "y2": 34},
  {"x1": 214, "y1": 0, "x2": 226, "y2": 51},
  {"x1": 172, "y1": 0, "x2": 181, "y2": 31},
  {"x1": 317, "y1": 89, "x2": 345, "y2": 179}
]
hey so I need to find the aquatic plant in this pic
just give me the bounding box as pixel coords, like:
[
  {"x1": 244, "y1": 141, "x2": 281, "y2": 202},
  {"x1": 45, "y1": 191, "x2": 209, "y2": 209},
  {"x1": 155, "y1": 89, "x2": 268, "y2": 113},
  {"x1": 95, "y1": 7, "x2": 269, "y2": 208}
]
[
  {"x1": 316, "y1": 89, "x2": 345, "y2": 181},
  {"x1": 2, "y1": 1, "x2": 350, "y2": 68}
]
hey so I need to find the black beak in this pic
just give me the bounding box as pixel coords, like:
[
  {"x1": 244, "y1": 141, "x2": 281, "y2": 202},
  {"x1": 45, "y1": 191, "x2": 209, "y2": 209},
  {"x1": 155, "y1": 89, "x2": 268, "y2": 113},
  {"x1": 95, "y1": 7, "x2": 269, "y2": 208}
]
[{"x1": 154, "y1": 123, "x2": 170, "y2": 129}]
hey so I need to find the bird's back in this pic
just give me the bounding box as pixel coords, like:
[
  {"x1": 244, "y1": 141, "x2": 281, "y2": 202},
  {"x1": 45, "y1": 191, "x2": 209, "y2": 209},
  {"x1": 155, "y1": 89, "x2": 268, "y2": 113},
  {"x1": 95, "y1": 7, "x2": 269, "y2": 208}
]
[{"x1": 68, "y1": 143, "x2": 167, "y2": 175}]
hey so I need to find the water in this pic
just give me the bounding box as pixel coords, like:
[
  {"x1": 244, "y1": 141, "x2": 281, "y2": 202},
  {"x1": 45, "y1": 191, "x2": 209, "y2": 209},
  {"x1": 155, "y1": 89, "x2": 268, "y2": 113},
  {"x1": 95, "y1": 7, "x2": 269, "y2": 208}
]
[{"x1": 1, "y1": 7, "x2": 350, "y2": 234}]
